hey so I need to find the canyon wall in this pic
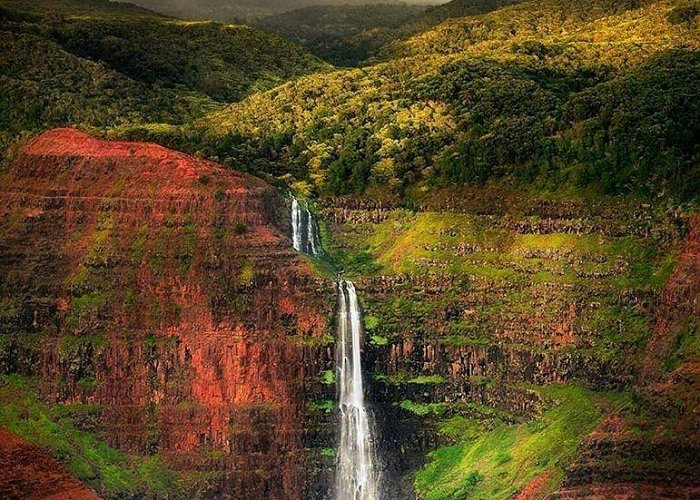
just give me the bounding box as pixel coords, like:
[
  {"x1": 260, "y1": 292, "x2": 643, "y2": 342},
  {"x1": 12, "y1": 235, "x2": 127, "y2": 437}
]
[
  {"x1": 321, "y1": 191, "x2": 698, "y2": 498},
  {"x1": 0, "y1": 129, "x2": 335, "y2": 498},
  {"x1": 1, "y1": 129, "x2": 697, "y2": 499}
]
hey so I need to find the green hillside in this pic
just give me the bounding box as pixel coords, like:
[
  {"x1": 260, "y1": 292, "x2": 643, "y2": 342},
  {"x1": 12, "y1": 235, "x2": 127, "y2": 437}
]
[
  {"x1": 0, "y1": 0, "x2": 162, "y2": 18},
  {"x1": 0, "y1": 29, "x2": 218, "y2": 151},
  {"x1": 130, "y1": 0, "x2": 698, "y2": 203},
  {"x1": 387, "y1": 0, "x2": 526, "y2": 41},
  {"x1": 254, "y1": 3, "x2": 427, "y2": 66},
  {"x1": 50, "y1": 18, "x2": 327, "y2": 102},
  {"x1": 128, "y1": 0, "x2": 437, "y2": 23},
  {"x1": 382, "y1": 0, "x2": 697, "y2": 58},
  {"x1": 0, "y1": 0, "x2": 326, "y2": 151},
  {"x1": 252, "y1": 0, "x2": 531, "y2": 67}
]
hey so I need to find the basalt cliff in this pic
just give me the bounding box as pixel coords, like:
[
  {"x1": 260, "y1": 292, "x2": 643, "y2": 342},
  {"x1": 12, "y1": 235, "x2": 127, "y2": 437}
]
[
  {"x1": 0, "y1": 129, "x2": 698, "y2": 499},
  {"x1": 0, "y1": 129, "x2": 335, "y2": 499}
]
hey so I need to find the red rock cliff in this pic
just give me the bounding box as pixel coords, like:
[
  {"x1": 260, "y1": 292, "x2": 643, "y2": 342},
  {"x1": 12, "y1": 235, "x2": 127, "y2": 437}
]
[{"x1": 0, "y1": 129, "x2": 333, "y2": 498}]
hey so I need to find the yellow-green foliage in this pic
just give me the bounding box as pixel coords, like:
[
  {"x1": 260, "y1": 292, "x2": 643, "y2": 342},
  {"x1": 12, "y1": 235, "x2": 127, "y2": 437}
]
[
  {"x1": 415, "y1": 384, "x2": 632, "y2": 499},
  {"x1": 389, "y1": 0, "x2": 699, "y2": 63},
  {"x1": 175, "y1": 0, "x2": 698, "y2": 202},
  {"x1": 83, "y1": 213, "x2": 114, "y2": 266},
  {"x1": 237, "y1": 261, "x2": 255, "y2": 286}
]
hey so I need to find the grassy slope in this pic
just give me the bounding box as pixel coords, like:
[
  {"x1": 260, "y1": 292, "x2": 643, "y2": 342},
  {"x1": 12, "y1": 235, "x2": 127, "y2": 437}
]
[
  {"x1": 414, "y1": 385, "x2": 631, "y2": 499},
  {"x1": 0, "y1": 374, "x2": 183, "y2": 498},
  {"x1": 331, "y1": 200, "x2": 677, "y2": 359}
]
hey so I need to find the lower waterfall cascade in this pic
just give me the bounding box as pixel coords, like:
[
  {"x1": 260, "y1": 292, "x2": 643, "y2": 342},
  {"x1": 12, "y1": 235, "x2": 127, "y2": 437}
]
[{"x1": 335, "y1": 280, "x2": 381, "y2": 500}]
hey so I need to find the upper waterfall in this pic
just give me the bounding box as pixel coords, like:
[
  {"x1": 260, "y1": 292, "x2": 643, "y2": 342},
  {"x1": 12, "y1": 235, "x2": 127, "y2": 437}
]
[
  {"x1": 336, "y1": 280, "x2": 381, "y2": 500},
  {"x1": 291, "y1": 197, "x2": 321, "y2": 256}
]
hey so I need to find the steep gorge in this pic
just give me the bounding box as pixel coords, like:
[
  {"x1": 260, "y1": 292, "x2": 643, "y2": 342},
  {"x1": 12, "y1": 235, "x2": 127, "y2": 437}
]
[
  {"x1": 0, "y1": 129, "x2": 697, "y2": 499},
  {"x1": 321, "y1": 191, "x2": 699, "y2": 498}
]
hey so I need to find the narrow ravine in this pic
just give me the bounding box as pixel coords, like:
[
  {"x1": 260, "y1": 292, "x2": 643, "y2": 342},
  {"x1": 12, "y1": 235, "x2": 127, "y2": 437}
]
[{"x1": 335, "y1": 280, "x2": 381, "y2": 500}]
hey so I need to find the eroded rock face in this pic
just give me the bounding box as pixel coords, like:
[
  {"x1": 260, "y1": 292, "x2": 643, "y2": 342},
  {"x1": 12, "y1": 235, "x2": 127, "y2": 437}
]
[
  {"x1": 641, "y1": 215, "x2": 700, "y2": 383},
  {"x1": 320, "y1": 191, "x2": 695, "y2": 498},
  {"x1": 553, "y1": 217, "x2": 700, "y2": 498},
  {"x1": 0, "y1": 129, "x2": 334, "y2": 498}
]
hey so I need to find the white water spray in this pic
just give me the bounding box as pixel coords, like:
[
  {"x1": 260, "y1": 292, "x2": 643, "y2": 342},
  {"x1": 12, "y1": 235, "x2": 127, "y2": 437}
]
[
  {"x1": 336, "y1": 280, "x2": 380, "y2": 500},
  {"x1": 291, "y1": 197, "x2": 321, "y2": 256}
]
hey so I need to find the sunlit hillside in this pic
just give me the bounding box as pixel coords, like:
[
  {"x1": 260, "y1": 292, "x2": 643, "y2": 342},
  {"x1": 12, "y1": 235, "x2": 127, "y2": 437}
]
[
  {"x1": 128, "y1": 0, "x2": 698, "y2": 203},
  {"x1": 0, "y1": 0, "x2": 698, "y2": 499},
  {"x1": 0, "y1": 0, "x2": 327, "y2": 149}
]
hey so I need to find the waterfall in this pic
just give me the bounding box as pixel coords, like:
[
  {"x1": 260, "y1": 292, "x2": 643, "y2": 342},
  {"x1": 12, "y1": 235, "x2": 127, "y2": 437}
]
[
  {"x1": 291, "y1": 197, "x2": 321, "y2": 256},
  {"x1": 336, "y1": 280, "x2": 380, "y2": 500}
]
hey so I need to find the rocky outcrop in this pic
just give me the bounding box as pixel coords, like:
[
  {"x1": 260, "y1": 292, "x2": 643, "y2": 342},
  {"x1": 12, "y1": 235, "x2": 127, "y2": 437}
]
[
  {"x1": 0, "y1": 427, "x2": 100, "y2": 500},
  {"x1": 0, "y1": 129, "x2": 334, "y2": 498},
  {"x1": 641, "y1": 215, "x2": 699, "y2": 383}
]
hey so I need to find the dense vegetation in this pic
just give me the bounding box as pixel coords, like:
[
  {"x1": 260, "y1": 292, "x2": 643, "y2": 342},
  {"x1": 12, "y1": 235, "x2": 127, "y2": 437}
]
[
  {"x1": 255, "y1": 3, "x2": 427, "y2": 66},
  {"x1": 129, "y1": 0, "x2": 437, "y2": 23},
  {"x1": 50, "y1": 19, "x2": 327, "y2": 102},
  {"x1": 0, "y1": 0, "x2": 325, "y2": 150},
  {"x1": 0, "y1": 0, "x2": 698, "y2": 497},
  {"x1": 0, "y1": 374, "x2": 185, "y2": 498},
  {"x1": 126, "y1": 0, "x2": 698, "y2": 203},
  {"x1": 0, "y1": 0, "x2": 160, "y2": 19},
  {"x1": 0, "y1": 29, "x2": 217, "y2": 151},
  {"x1": 253, "y1": 0, "x2": 535, "y2": 66}
]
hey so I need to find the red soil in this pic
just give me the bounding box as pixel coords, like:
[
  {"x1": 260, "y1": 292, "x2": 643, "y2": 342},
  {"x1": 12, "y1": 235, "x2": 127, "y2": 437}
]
[
  {"x1": 0, "y1": 427, "x2": 100, "y2": 500},
  {"x1": 514, "y1": 471, "x2": 551, "y2": 499},
  {"x1": 0, "y1": 128, "x2": 329, "y2": 498},
  {"x1": 641, "y1": 215, "x2": 700, "y2": 382},
  {"x1": 7, "y1": 128, "x2": 262, "y2": 196}
]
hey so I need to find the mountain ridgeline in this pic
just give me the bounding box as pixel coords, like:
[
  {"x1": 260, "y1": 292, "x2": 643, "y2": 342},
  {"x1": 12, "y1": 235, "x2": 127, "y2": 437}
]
[
  {"x1": 127, "y1": 0, "x2": 439, "y2": 23},
  {"x1": 0, "y1": 0, "x2": 326, "y2": 150},
  {"x1": 254, "y1": 3, "x2": 428, "y2": 67}
]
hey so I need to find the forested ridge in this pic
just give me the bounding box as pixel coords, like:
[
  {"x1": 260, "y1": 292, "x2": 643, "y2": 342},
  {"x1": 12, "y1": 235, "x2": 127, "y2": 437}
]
[
  {"x1": 128, "y1": 0, "x2": 435, "y2": 23},
  {"x1": 0, "y1": 1, "x2": 698, "y2": 498},
  {"x1": 3, "y1": 0, "x2": 697, "y2": 205},
  {"x1": 0, "y1": 0, "x2": 326, "y2": 151},
  {"x1": 121, "y1": 0, "x2": 699, "y2": 204},
  {"x1": 254, "y1": 3, "x2": 427, "y2": 66}
]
